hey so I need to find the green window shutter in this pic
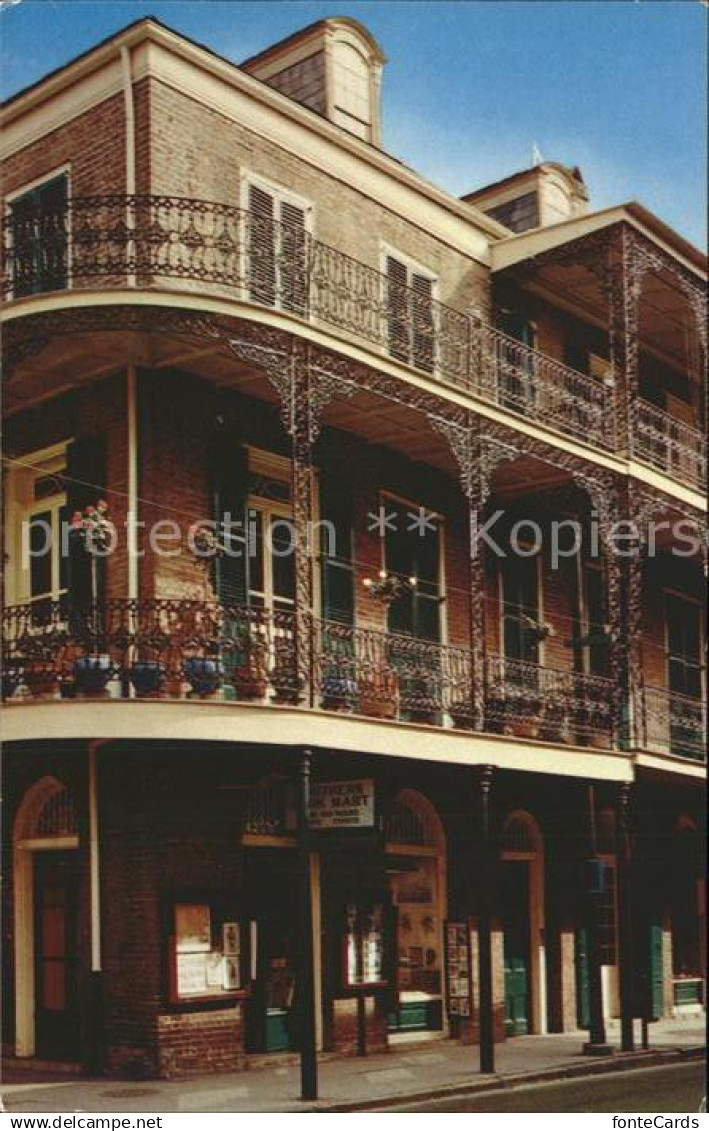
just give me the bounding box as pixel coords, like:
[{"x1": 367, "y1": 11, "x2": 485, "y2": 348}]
[
  {"x1": 65, "y1": 434, "x2": 107, "y2": 628},
  {"x1": 575, "y1": 926, "x2": 591, "y2": 1030},
  {"x1": 211, "y1": 425, "x2": 248, "y2": 607},
  {"x1": 320, "y1": 474, "x2": 354, "y2": 625}
]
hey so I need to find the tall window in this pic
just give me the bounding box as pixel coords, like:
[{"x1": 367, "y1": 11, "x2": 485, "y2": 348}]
[
  {"x1": 247, "y1": 181, "x2": 309, "y2": 316},
  {"x1": 8, "y1": 174, "x2": 68, "y2": 297},
  {"x1": 384, "y1": 496, "x2": 442, "y2": 642},
  {"x1": 501, "y1": 553, "x2": 540, "y2": 664},
  {"x1": 497, "y1": 312, "x2": 536, "y2": 414},
  {"x1": 665, "y1": 594, "x2": 703, "y2": 700},
  {"x1": 385, "y1": 252, "x2": 436, "y2": 373},
  {"x1": 665, "y1": 593, "x2": 704, "y2": 757},
  {"x1": 7, "y1": 446, "x2": 69, "y2": 618},
  {"x1": 582, "y1": 562, "x2": 609, "y2": 677}
]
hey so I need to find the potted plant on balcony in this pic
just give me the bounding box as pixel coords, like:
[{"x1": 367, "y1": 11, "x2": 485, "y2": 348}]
[
  {"x1": 319, "y1": 624, "x2": 357, "y2": 710},
  {"x1": 359, "y1": 665, "x2": 399, "y2": 720},
  {"x1": 129, "y1": 658, "x2": 166, "y2": 697},
  {"x1": 70, "y1": 500, "x2": 116, "y2": 696},
  {"x1": 448, "y1": 693, "x2": 473, "y2": 730},
  {"x1": 181, "y1": 525, "x2": 228, "y2": 698},
  {"x1": 270, "y1": 632, "x2": 304, "y2": 704},
  {"x1": 230, "y1": 632, "x2": 269, "y2": 701}
]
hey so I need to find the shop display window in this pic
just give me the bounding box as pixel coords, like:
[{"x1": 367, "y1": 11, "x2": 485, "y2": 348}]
[
  {"x1": 169, "y1": 898, "x2": 246, "y2": 1002},
  {"x1": 343, "y1": 900, "x2": 387, "y2": 987}
]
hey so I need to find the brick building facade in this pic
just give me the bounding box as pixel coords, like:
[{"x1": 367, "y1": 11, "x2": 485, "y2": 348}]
[{"x1": 1, "y1": 16, "x2": 706, "y2": 1080}]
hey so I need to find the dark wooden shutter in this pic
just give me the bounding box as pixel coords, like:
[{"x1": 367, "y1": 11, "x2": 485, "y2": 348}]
[
  {"x1": 279, "y1": 200, "x2": 308, "y2": 316},
  {"x1": 65, "y1": 434, "x2": 106, "y2": 629},
  {"x1": 211, "y1": 423, "x2": 248, "y2": 607},
  {"x1": 10, "y1": 174, "x2": 68, "y2": 297},
  {"x1": 320, "y1": 473, "x2": 354, "y2": 625},
  {"x1": 411, "y1": 271, "x2": 434, "y2": 372},
  {"x1": 248, "y1": 185, "x2": 276, "y2": 306},
  {"x1": 386, "y1": 255, "x2": 410, "y2": 363}
]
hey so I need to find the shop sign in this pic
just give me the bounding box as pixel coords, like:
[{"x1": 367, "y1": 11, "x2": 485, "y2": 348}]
[{"x1": 309, "y1": 779, "x2": 375, "y2": 829}]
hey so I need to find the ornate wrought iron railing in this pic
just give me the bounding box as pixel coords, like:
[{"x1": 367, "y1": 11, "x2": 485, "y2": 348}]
[
  {"x1": 484, "y1": 653, "x2": 616, "y2": 746},
  {"x1": 2, "y1": 598, "x2": 619, "y2": 750},
  {"x1": 634, "y1": 399, "x2": 706, "y2": 491},
  {"x1": 640, "y1": 685, "x2": 707, "y2": 762},
  {"x1": 2, "y1": 194, "x2": 615, "y2": 450}
]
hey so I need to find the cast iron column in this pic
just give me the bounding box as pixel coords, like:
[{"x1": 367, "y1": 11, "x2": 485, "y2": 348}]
[
  {"x1": 476, "y1": 764, "x2": 495, "y2": 1073},
  {"x1": 615, "y1": 783, "x2": 635, "y2": 1051},
  {"x1": 583, "y1": 783, "x2": 612, "y2": 1055},
  {"x1": 297, "y1": 749, "x2": 318, "y2": 1101},
  {"x1": 290, "y1": 342, "x2": 316, "y2": 707}
]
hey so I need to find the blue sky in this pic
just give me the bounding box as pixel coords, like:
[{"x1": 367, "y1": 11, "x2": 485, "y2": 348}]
[{"x1": 2, "y1": 1, "x2": 706, "y2": 247}]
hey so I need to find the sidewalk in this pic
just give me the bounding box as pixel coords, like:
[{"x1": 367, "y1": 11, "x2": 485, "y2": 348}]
[{"x1": 2, "y1": 1017, "x2": 705, "y2": 1114}]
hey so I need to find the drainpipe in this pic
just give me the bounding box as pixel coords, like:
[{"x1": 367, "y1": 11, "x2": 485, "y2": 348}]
[{"x1": 120, "y1": 44, "x2": 137, "y2": 286}]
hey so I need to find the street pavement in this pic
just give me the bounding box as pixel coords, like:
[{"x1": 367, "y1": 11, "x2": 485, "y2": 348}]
[
  {"x1": 383, "y1": 1062, "x2": 706, "y2": 1113},
  {"x1": 1, "y1": 1016, "x2": 705, "y2": 1114}
]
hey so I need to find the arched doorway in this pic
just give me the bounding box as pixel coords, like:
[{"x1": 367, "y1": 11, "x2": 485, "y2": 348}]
[
  {"x1": 500, "y1": 810, "x2": 546, "y2": 1035},
  {"x1": 385, "y1": 789, "x2": 447, "y2": 1038},
  {"x1": 13, "y1": 776, "x2": 80, "y2": 1059}
]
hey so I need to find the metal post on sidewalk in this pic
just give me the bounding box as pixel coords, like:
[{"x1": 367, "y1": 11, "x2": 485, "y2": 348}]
[
  {"x1": 616, "y1": 783, "x2": 635, "y2": 1053},
  {"x1": 477, "y1": 765, "x2": 495, "y2": 1074},
  {"x1": 583, "y1": 784, "x2": 613, "y2": 1056},
  {"x1": 297, "y1": 749, "x2": 318, "y2": 1101}
]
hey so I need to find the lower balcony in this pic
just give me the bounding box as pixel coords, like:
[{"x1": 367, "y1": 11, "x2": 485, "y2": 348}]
[
  {"x1": 1, "y1": 598, "x2": 620, "y2": 751},
  {"x1": 640, "y1": 686, "x2": 707, "y2": 763},
  {"x1": 634, "y1": 399, "x2": 705, "y2": 491}
]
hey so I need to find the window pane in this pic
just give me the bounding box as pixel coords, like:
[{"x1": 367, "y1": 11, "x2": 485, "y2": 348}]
[{"x1": 29, "y1": 511, "x2": 52, "y2": 598}]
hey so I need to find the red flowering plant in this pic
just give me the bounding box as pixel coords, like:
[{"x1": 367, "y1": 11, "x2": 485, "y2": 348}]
[{"x1": 70, "y1": 499, "x2": 114, "y2": 556}]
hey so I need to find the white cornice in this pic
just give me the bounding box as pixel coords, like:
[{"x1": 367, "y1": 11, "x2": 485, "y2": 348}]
[{"x1": 0, "y1": 19, "x2": 506, "y2": 262}]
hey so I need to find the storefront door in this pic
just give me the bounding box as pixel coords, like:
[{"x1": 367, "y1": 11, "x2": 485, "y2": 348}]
[
  {"x1": 33, "y1": 851, "x2": 79, "y2": 1059},
  {"x1": 245, "y1": 849, "x2": 298, "y2": 1053},
  {"x1": 502, "y1": 861, "x2": 530, "y2": 1036}
]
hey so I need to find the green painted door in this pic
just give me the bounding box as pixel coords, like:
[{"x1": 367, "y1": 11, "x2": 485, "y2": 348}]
[{"x1": 502, "y1": 861, "x2": 530, "y2": 1036}]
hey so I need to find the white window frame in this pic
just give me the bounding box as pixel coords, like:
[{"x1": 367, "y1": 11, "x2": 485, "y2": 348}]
[
  {"x1": 497, "y1": 546, "x2": 545, "y2": 665},
  {"x1": 379, "y1": 488, "x2": 446, "y2": 646},
  {"x1": 380, "y1": 243, "x2": 439, "y2": 375},
  {"x1": 663, "y1": 588, "x2": 705, "y2": 699},
  {"x1": 5, "y1": 442, "x2": 70, "y2": 607},
  {"x1": 240, "y1": 171, "x2": 314, "y2": 313},
  {"x1": 5, "y1": 166, "x2": 72, "y2": 300}
]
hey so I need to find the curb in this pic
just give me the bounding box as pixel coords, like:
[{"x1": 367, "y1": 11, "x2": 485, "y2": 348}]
[{"x1": 311, "y1": 1045, "x2": 706, "y2": 1113}]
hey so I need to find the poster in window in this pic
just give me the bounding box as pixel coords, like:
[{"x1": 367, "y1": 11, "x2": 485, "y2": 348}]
[
  {"x1": 222, "y1": 922, "x2": 240, "y2": 957},
  {"x1": 222, "y1": 956, "x2": 241, "y2": 991},
  {"x1": 445, "y1": 921, "x2": 473, "y2": 1019},
  {"x1": 205, "y1": 952, "x2": 223, "y2": 988},
  {"x1": 175, "y1": 903, "x2": 211, "y2": 953},
  {"x1": 177, "y1": 952, "x2": 208, "y2": 996}
]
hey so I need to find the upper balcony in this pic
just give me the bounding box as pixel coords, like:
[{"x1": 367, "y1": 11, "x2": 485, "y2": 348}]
[{"x1": 2, "y1": 194, "x2": 621, "y2": 461}]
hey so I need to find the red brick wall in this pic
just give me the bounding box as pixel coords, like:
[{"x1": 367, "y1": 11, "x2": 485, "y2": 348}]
[{"x1": 1, "y1": 93, "x2": 128, "y2": 202}]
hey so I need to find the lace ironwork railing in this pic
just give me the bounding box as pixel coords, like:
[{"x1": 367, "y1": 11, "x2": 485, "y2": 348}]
[
  {"x1": 484, "y1": 653, "x2": 616, "y2": 746},
  {"x1": 2, "y1": 194, "x2": 615, "y2": 450},
  {"x1": 2, "y1": 598, "x2": 625, "y2": 750},
  {"x1": 312, "y1": 617, "x2": 473, "y2": 724},
  {"x1": 640, "y1": 686, "x2": 707, "y2": 762},
  {"x1": 634, "y1": 399, "x2": 706, "y2": 491}
]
